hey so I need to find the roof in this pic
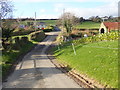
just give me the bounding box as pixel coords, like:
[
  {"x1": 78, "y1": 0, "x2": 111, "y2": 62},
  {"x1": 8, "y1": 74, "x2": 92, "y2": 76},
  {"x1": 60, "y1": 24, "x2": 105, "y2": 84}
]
[{"x1": 103, "y1": 22, "x2": 120, "y2": 30}]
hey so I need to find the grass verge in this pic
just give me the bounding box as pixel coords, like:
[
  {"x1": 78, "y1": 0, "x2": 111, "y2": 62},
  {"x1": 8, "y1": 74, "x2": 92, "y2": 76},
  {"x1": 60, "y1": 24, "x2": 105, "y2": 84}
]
[{"x1": 54, "y1": 40, "x2": 118, "y2": 88}]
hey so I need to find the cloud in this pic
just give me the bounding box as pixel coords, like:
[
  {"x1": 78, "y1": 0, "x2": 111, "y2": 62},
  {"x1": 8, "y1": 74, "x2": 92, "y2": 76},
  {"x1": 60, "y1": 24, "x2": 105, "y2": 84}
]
[
  {"x1": 12, "y1": 0, "x2": 48, "y2": 2},
  {"x1": 13, "y1": 0, "x2": 119, "y2": 19},
  {"x1": 37, "y1": 14, "x2": 60, "y2": 19},
  {"x1": 40, "y1": 9, "x2": 46, "y2": 13},
  {"x1": 54, "y1": 3, "x2": 66, "y2": 13},
  {"x1": 13, "y1": 0, "x2": 119, "y2": 3},
  {"x1": 56, "y1": 2, "x2": 118, "y2": 18}
]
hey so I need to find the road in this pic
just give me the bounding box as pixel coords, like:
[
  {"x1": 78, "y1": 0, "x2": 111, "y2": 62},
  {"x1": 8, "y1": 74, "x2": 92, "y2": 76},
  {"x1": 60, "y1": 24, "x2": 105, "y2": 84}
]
[{"x1": 3, "y1": 31, "x2": 81, "y2": 88}]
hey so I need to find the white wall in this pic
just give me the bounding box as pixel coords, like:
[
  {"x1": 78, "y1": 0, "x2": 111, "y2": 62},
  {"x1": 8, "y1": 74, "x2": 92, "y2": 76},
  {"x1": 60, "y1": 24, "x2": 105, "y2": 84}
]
[{"x1": 99, "y1": 23, "x2": 108, "y2": 34}]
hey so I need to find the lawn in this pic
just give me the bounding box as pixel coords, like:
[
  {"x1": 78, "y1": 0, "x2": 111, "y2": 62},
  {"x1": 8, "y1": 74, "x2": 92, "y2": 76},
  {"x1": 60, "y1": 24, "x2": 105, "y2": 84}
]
[
  {"x1": 75, "y1": 21, "x2": 101, "y2": 29},
  {"x1": 54, "y1": 40, "x2": 118, "y2": 88}
]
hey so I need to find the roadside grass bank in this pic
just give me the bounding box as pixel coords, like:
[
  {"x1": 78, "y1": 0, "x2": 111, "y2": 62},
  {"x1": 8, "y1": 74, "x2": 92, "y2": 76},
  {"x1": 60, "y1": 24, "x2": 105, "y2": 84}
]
[
  {"x1": 53, "y1": 32, "x2": 118, "y2": 88},
  {"x1": 2, "y1": 31, "x2": 46, "y2": 79}
]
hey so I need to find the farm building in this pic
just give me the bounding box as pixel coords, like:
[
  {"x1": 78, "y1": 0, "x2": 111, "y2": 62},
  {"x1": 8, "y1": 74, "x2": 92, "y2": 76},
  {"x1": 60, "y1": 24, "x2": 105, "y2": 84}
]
[
  {"x1": 99, "y1": 22, "x2": 120, "y2": 33},
  {"x1": 36, "y1": 22, "x2": 46, "y2": 29}
]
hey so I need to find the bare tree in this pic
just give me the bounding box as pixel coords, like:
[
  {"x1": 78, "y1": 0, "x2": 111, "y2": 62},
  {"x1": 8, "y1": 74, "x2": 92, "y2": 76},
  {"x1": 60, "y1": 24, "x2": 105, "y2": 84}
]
[
  {"x1": 0, "y1": 0, "x2": 14, "y2": 29},
  {"x1": 0, "y1": 0, "x2": 13, "y2": 19},
  {"x1": 59, "y1": 12, "x2": 79, "y2": 36},
  {"x1": 0, "y1": 0, "x2": 14, "y2": 50}
]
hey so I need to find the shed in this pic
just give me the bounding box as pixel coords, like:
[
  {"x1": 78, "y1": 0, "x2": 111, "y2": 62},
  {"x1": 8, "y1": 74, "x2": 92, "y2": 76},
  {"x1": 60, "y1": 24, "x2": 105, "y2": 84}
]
[{"x1": 99, "y1": 22, "x2": 120, "y2": 33}]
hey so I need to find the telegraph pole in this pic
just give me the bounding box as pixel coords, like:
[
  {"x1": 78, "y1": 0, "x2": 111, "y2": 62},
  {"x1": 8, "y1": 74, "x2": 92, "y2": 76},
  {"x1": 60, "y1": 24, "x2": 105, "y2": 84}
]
[{"x1": 35, "y1": 12, "x2": 37, "y2": 32}]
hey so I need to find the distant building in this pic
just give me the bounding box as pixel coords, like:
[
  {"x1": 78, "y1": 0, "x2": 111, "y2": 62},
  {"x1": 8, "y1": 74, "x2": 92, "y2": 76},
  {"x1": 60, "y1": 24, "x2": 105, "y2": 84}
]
[
  {"x1": 99, "y1": 22, "x2": 120, "y2": 33},
  {"x1": 36, "y1": 22, "x2": 46, "y2": 29},
  {"x1": 19, "y1": 24, "x2": 25, "y2": 28}
]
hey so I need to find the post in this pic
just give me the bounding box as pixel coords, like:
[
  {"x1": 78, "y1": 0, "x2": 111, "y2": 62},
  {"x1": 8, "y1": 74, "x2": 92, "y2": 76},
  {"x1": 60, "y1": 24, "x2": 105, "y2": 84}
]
[
  {"x1": 58, "y1": 44, "x2": 60, "y2": 50},
  {"x1": 72, "y1": 43, "x2": 76, "y2": 55},
  {"x1": 35, "y1": 12, "x2": 37, "y2": 32}
]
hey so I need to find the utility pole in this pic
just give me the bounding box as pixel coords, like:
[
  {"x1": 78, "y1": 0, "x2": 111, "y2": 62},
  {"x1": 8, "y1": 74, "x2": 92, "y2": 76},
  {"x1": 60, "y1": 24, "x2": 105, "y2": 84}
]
[
  {"x1": 62, "y1": 8, "x2": 65, "y2": 29},
  {"x1": 62, "y1": 8, "x2": 65, "y2": 41},
  {"x1": 35, "y1": 12, "x2": 37, "y2": 32}
]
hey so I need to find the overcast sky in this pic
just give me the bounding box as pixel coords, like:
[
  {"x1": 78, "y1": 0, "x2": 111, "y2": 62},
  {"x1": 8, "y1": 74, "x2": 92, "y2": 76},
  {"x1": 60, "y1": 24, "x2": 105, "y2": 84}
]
[{"x1": 12, "y1": 0, "x2": 119, "y2": 19}]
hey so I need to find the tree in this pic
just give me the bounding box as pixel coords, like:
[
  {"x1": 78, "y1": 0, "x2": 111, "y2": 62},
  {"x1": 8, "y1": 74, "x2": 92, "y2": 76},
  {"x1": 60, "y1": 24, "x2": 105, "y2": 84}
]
[
  {"x1": 89, "y1": 16, "x2": 102, "y2": 22},
  {"x1": 0, "y1": 0, "x2": 14, "y2": 50},
  {"x1": 59, "y1": 12, "x2": 79, "y2": 35},
  {"x1": 0, "y1": 0, "x2": 14, "y2": 19},
  {"x1": 0, "y1": 0, "x2": 14, "y2": 29},
  {"x1": 79, "y1": 17, "x2": 85, "y2": 23}
]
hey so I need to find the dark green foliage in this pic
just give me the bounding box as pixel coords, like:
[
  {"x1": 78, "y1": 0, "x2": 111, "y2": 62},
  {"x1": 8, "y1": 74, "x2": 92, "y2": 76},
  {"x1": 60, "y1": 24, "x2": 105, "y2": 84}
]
[
  {"x1": 12, "y1": 30, "x2": 40, "y2": 36},
  {"x1": 43, "y1": 29, "x2": 53, "y2": 32}
]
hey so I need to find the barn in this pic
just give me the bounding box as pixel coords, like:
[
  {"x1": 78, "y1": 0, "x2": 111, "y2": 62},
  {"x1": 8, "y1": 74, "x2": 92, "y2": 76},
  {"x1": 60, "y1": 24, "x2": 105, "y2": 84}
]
[{"x1": 99, "y1": 22, "x2": 120, "y2": 34}]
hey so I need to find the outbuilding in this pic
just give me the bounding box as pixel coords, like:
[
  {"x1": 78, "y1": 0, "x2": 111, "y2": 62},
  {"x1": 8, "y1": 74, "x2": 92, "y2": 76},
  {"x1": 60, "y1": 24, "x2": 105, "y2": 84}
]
[{"x1": 99, "y1": 22, "x2": 119, "y2": 34}]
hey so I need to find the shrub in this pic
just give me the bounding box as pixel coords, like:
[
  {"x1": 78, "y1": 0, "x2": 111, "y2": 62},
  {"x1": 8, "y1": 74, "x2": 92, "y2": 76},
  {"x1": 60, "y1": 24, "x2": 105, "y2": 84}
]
[
  {"x1": 43, "y1": 29, "x2": 52, "y2": 32},
  {"x1": 61, "y1": 32, "x2": 119, "y2": 46}
]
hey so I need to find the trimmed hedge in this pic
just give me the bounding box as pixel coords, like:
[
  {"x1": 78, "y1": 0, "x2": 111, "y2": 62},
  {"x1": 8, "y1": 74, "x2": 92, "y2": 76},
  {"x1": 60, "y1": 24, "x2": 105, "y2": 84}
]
[
  {"x1": 29, "y1": 31, "x2": 46, "y2": 41},
  {"x1": 12, "y1": 29, "x2": 40, "y2": 36}
]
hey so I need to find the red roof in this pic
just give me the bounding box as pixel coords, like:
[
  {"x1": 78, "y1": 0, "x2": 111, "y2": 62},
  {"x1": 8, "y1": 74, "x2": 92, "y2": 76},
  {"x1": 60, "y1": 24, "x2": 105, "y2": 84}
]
[{"x1": 103, "y1": 22, "x2": 120, "y2": 30}]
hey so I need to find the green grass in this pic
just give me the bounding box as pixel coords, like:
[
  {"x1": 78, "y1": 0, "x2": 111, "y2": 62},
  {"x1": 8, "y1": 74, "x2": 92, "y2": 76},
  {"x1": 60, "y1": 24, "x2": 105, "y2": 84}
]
[
  {"x1": 20, "y1": 20, "x2": 57, "y2": 26},
  {"x1": 75, "y1": 21, "x2": 101, "y2": 29},
  {"x1": 40, "y1": 20, "x2": 57, "y2": 25},
  {"x1": 54, "y1": 40, "x2": 118, "y2": 88}
]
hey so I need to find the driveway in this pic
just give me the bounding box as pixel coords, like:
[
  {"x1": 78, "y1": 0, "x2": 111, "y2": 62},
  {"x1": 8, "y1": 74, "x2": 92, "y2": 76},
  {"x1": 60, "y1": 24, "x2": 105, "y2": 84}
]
[{"x1": 3, "y1": 31, "x2": 81, "y2": 88}]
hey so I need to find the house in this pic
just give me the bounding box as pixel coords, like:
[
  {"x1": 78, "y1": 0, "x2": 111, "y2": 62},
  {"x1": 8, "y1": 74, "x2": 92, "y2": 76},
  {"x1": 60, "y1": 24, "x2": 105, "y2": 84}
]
[
  {"x1": 36, "y1": 22, "x2": 46, "y2": 29},
  {"x1": 99, "y1": 22, "x2": 120, "y2": 33},
  {"x1": 19, "y1": 24, "x2": 25, "y2": 28}
]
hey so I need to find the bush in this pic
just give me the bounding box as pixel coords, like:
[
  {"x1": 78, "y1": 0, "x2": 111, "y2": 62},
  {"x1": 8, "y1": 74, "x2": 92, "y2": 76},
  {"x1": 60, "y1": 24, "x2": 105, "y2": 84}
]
[
  {"x1": 12, "y1": 30, "x2": 34, "y2": 36},
  {"x1": 70, "y1": 33, "x2": 83, "y2": 38},
  {"x1": 29, "y1": 31, "x2": 46, "y2": 41},
  {"x1": 78, "y1": 32, "x2": 118, "y2": 44},
  {"x1": 43, "y1": 29, "x2": 52, "y2": 32},
  {"x1": 61, "y1": 32, "x2": 119, "y2": 46}
]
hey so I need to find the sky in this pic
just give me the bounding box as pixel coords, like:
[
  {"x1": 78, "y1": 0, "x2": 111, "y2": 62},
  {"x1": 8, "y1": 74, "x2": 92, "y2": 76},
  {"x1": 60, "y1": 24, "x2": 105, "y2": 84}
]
[{"x1": 12, "y1": 0, "x2": 119, "y2": 19}]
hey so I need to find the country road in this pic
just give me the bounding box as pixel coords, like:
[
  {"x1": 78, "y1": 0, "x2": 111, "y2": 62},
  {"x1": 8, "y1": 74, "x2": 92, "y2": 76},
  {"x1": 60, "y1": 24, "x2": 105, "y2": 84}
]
[{"x1": 3, "y1": 31, "x2": 81, "y2": 88}]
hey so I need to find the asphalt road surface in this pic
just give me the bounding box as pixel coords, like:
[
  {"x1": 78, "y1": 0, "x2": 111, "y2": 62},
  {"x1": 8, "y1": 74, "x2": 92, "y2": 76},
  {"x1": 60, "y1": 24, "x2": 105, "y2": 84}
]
[{"x1": 3, "y1": 31, "x2": 81, "y2": 88}]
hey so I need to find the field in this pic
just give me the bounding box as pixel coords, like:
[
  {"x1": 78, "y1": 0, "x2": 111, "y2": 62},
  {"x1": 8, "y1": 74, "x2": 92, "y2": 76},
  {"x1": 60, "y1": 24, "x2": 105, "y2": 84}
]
[
  {"x1": 54, "y1": 40, "x2": 118, "y2": 88},
  {"x1": 74, "y1": 21, "x2": 101, "y2": 29},
  {"x1": 40, "y1": 20, "x2": 57, "y2": 25},
  {"x1": 20, "y1": 20, "x2": 57, "y2": 26}
]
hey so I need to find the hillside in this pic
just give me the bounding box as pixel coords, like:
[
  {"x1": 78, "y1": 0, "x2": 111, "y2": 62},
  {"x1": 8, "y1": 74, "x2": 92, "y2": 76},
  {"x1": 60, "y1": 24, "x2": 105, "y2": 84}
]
[{"x1": 74, "y1": 21, "x2": 101, "y2": 29}]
